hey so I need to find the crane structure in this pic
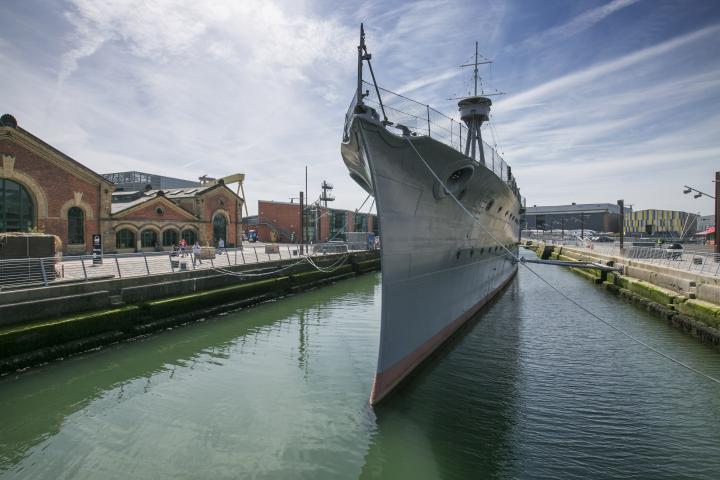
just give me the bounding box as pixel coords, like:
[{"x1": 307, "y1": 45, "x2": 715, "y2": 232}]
[{"x1": 199, "y1": 173, "x2": 250, "y2": 217}]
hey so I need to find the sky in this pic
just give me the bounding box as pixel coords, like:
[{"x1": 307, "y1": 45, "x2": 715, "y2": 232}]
[{"x1": 1, "y1": 0, "x2": 718, "y2": 216}]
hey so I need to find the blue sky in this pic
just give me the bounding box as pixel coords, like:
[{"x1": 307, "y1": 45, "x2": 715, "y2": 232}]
[{"x1": 1, "y1": 0, "x2": 718, "y2": 215}]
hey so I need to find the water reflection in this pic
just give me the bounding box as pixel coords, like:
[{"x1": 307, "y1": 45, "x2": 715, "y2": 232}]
[
  {"x1": 2, "y1": 257, "x2": 720, "y2": 479},
  {"x1": 0, "y1": 276, "x2": 381, "y2": 479},
  {"x1": 361, "y1": 280, "x2": 523, "y2": 479}
]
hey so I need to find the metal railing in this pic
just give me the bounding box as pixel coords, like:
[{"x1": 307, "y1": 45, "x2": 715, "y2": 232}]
[
  {"x1": 345, "y1": 81, "x2": 525, "y2": 207},
  {"x1": 526, "y1": 238, "x2": 720, "y2": 277},
  {"x1": 360, "y1": 81, "x2": 512, "y2": 180},
  {"x1": 0, "y1": 243, "x2": 375, "y2": 291}
]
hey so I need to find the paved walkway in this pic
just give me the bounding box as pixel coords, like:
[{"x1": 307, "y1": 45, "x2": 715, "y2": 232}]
[{"x1": 54, "y1": 242, "x2": 320, "y2": 282}]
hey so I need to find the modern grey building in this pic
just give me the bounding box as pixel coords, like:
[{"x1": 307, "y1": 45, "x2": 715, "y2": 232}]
[
  {"x1": 524, "y1": 203, "x2": 625, "y2": 233},
  {"x1": 102, "y1": 171, "x2": 199, "y2": 191}
]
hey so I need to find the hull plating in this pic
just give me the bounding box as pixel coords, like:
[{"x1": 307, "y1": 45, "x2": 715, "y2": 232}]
[{"x1": 342, "y1": 116, "x2": 520, "y2": 404}]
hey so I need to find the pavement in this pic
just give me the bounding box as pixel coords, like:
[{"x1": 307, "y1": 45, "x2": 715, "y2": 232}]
[{"x1": 54, "y1": 242, "x2": 321, "y2": 282}]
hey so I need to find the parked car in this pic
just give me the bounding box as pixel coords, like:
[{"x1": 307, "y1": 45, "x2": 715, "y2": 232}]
[
  {"x1": 591, "y1": 235, "x2": 614, "y2": 242},
  {"x1": 664, "y1": 243, "x2": 683, "y2": 259}
]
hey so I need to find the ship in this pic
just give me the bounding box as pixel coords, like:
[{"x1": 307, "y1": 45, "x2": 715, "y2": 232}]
[{"x1": 340, "y1": 26, "x2": 525, "y2": 405}]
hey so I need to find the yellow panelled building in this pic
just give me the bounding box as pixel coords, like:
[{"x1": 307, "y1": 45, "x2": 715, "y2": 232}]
[{"x1": 625, "y1": 209, "x2": 698, "y2": 237}]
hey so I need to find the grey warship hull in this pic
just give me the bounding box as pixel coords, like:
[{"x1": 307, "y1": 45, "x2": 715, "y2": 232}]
[{"x1": 342, "y1": 114, "x2": 521, "y2": 404}]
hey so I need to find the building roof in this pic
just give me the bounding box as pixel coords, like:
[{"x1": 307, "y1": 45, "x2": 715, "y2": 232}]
[
  {"x1": 525, "y1": 203, "x2": 621, "y2": 215},
  {"x1": 144, "y1": 186, "x2": 215, "y2": 198},
  {"x1": 110, "y1": 193, "x2": 155, "y2": 213},
  {"x1": 1, "y1": 115, "x2": 114, "y2": 187},
  {"x1": 111, "y1": 184, "x2": 240, "y2": 214},
  {"x1": 102, "y1": 171, "x2": 199, "y2": 190}
]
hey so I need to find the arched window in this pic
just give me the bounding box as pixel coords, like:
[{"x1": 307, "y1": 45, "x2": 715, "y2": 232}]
[
  {"x1": 0, "y1": 178, "x2": 34, "y2": 232},
  {"x1": 116, "y1": 229, "x2": 135, "y2": 249},
  {"x1": 67, "y1": 206, "x2": 84, "y2": 244},
  {"x1": 213, "y1": 214, "x2": 227, "y2": 244},
  {"x1": 162, "y1": 229, "x2": 179, "y2": 246},
  {"x1": 141, "y1": 229, "x2": 158, "y2": 248},
  {"x1": 181, "y1": 229, "x2": 197, "y2": 245}
]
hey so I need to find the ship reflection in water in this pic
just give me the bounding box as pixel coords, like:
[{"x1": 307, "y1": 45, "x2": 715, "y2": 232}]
[{"x1": 1, "y1": 257, "x2": 720, "y2": 479}]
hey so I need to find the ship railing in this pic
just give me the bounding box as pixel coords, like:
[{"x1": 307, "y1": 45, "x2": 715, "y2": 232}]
[{"x1": 358, "y1": 80, "x2": 512, "y2": 184}]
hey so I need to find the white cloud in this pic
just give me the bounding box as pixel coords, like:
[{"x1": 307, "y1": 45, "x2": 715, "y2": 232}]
[
  {"x1": 1, "y1": 0, "x2": 718, "y2": 217},
  {"x1": 511, "y1": 0, "x2": 641, "y2": 51}
]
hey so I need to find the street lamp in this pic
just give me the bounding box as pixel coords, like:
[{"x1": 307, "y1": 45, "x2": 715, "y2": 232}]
[
  {"x1": 683, "y1": 176, "x2": 719, "y2": 255},
  {"x1": 682, "y1": 185, "x2": 715, "y2": 200}
]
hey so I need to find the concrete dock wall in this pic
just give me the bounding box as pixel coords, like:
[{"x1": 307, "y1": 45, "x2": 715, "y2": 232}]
[
  {"x1": 0, "y1": 251, "x2": 380, "y2": 373},
  {"x1": 0, "y1": 252, "x2": 379, "y2": 327},
  {"x1": 529, "y1": 242, "x2": 720, "y2": 346}
]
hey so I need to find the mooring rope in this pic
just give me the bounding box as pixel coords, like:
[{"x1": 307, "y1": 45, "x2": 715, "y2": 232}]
[{"x1": 400, "y1": 133, "x2": 720, "y2": 387}]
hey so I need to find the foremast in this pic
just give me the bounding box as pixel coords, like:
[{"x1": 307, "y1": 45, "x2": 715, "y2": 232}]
[{"x1": 457, "y1": 42, "x2": 494, "y2": 167}]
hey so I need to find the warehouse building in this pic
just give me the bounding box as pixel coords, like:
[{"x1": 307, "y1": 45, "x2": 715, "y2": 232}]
[
  {"x1": 0, "y1": 113, "x2": 243, "y2": 253},
  {"x1": 524, "y1": 203, "x2": 624, "y2": 233},
  {"x1": 246, "y1": 200, "x2": 378, "y2": 243}
]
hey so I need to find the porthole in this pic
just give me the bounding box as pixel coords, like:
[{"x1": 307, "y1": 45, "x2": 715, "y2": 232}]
[
  {"x1": 497, "y1": 206, "x2": 503, "y2": 213},
  {"x1": 156, "y1": 207, "x2": 164, "y2": 216},
  {"x1": 486, "y1": 199, "x2": 495, "y2": 211}
]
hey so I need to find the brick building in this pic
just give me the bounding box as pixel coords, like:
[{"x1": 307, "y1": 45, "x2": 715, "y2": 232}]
[
  {"x1": 249, "y1": 200, "x2": 377, "y2": 243},
  {"x1": 111, "y1": 185, "x2": 243, "y2": 251},
  {"x1": 0, "y1": 114, "x2": 243, "y2": 253}
]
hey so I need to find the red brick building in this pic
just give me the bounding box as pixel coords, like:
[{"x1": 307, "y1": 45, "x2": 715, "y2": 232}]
[
  {"x1": 0, "y1": 114, "x2": 243, "y2": 253},
  {"x1": 251, "y1": 200, "x2": 377, "y2": 243}
]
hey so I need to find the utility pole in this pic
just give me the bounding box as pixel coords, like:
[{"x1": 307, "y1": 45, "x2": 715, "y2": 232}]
[
  {"x1": 618, "y1": 199, "x2": 625, "y2": 250},
  {"x1": 715, "y1": 171, "x2": 719, "y2": 255},
  {"x1": 299, "y1": 191, "x2": 304, "y2": 255},
  {"x1": 581, "y1": 212, "x2": 585, "y2": 239}
]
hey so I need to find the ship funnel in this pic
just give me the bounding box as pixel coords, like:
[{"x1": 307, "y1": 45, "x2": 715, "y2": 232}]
[{"x1": 458, "y1": 96, "x2": 492, "y2": 165}]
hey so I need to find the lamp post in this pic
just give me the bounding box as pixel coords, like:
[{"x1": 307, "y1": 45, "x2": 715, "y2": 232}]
[
  {"x1": 618, "y1": 199, "x2": 624, "y2": 250},
  {"x1": 683, "y1": 176, "x2": 718, "y2": 254}
]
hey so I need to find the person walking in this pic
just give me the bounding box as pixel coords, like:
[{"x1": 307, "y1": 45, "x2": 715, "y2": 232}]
[
  {"x1": 217, "y1": 237, "x2": 226, "y2": 254},
  {"x1": 179, "y1": 238, "x2": 188, "y2": 257},
  {"x1": 192, "y1": 241, "x2": 202, "y2": 267}
]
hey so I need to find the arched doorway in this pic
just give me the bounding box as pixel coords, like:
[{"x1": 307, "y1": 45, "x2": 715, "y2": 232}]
[
  {"x1": 116, "y1": 229, "x2": 135, "y2": 249},
  {"x1": 141, "y1": 229, "x2": 158, "y2": 248},
  {"x1": 213, "y1": 214, "x2": 227, "y2": 245},
  {"x1": 0, "y1": 178, "x2": 34, "y2": 232},
  {"x1": 162, "y1": 229, "x2": 179, "y2": 247},
  {"x1": 67, "y1": 206, "x2": 85, "y2": 245},
  {"x1": 181, "y1": 229, "x2": 197, "y2": 245}
]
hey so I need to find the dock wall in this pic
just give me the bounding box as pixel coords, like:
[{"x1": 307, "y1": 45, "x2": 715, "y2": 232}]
[
  {"x1": 0, "y1": 251, "x2": 380, "y2": 373},
  {"x1": 529, "y1": 242, "x2": 720, "y2": 347}
]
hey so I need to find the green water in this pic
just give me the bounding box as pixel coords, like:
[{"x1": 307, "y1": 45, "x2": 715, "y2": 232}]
[{"x1": 1, "y1": 255, "x2": 720, "y2": 479}]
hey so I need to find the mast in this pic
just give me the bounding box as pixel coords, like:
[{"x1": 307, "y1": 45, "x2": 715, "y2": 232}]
[
  {"x1": 458, "y1": 44, "x2": 493, "y2": 166},
  {"x1": 356, "y1": 24, "x2": 365, "y2": 108},
  {"x1": 474, "y1": 41, "x2": 478, "y2": 96}
]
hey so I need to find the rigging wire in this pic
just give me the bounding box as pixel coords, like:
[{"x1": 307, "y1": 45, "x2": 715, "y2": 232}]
[{"x1": 398, "y1": 131, "x2": 720, "y2": 387}]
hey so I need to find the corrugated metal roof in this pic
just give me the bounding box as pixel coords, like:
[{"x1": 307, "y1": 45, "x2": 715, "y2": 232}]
[{"x1": 525, "y1": 203, "x2": 621, "y2": 215}]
